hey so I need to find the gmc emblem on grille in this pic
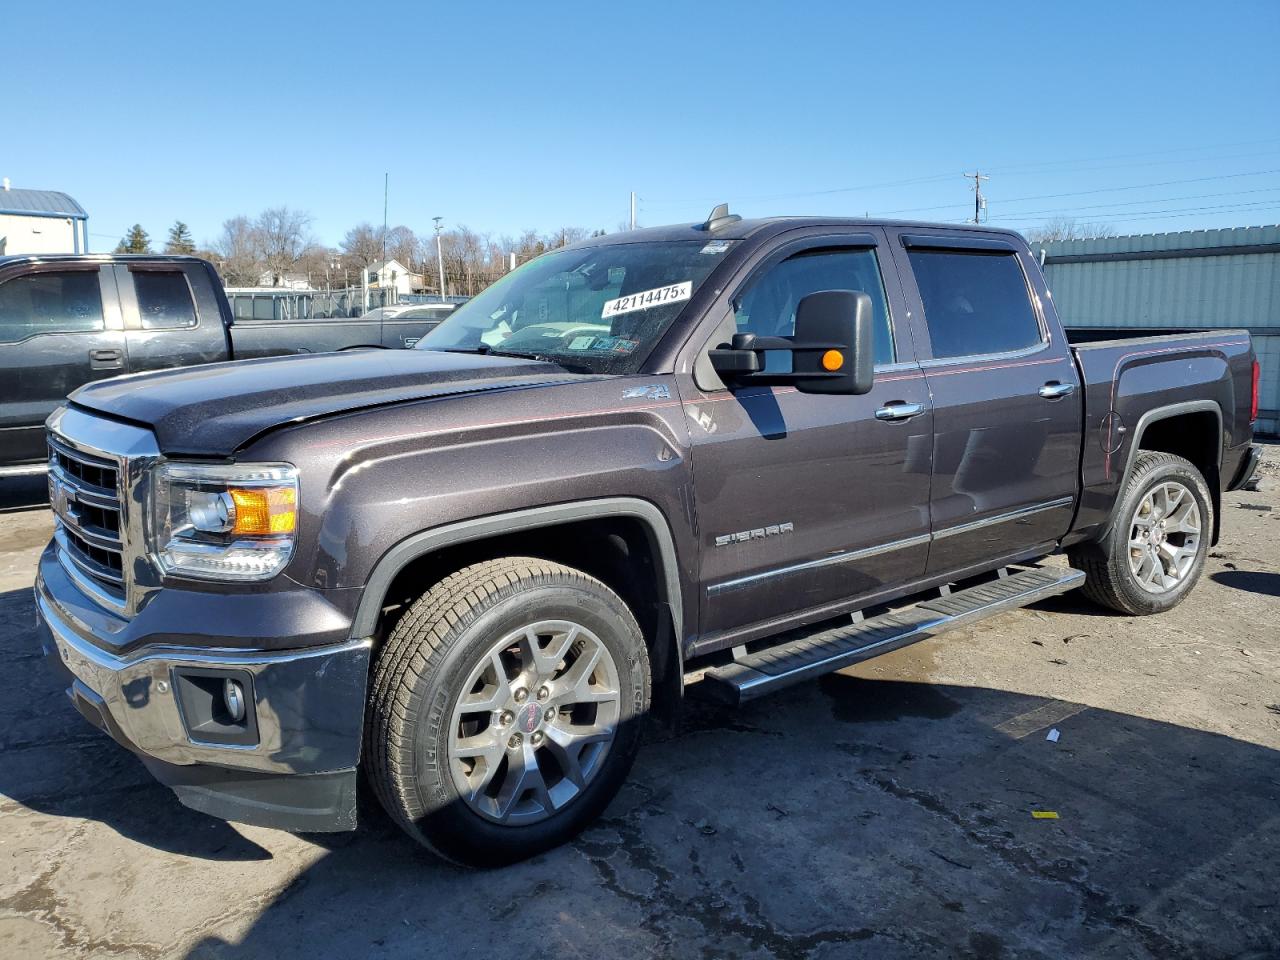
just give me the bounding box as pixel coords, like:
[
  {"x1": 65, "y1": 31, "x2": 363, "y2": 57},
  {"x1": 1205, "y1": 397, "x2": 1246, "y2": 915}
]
[{"x1": 50, "y1": 477, "x2": 76, "y2": 519}]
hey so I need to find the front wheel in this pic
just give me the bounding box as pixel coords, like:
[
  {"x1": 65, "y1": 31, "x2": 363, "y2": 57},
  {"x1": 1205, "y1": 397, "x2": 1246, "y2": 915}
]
[
  {"x1": 364, "y1": 557, "x2": 650, "y2": 866},
  {"x1": 1069, "y1": 451, "x2": 1212, "y2": 615}
]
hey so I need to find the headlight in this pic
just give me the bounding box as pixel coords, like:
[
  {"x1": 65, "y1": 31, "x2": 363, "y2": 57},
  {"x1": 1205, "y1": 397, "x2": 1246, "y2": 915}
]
[{"x1": 152, "y1": 462, "x2": 298, "y2": 581}]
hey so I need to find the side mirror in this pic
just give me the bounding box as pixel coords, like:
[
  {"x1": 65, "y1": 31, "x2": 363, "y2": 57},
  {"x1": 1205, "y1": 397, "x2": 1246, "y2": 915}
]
[{"x1": 709, "y1": 289, "x2": 875, "y2": 395}]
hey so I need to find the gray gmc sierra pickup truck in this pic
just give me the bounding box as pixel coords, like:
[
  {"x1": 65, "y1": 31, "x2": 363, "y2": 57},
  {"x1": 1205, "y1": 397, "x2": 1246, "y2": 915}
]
[
  {"x1": 34, "y1": 208, "x2": 1262, "y2": 866},
  {"x1": 0, "y1": 253, "x2": 443, "y2": 473}
]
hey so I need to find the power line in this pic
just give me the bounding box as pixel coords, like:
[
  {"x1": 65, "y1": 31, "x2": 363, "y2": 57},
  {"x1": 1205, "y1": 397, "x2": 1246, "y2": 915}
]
[
  {"x1": 879, "y1": 167, "x2": 1280, "y2": 217},
  {"x1": 643, "y1": 138, "x2": 1280, "y2": 209},
  {"x1": 987, "y1": 198, "x2": 1280, "y2": 226},
  {"x1": 979, "y1": 185, "x2": 1280, "y2": 221},
  {"x1": 975, "y1": 137, "x2": 1280, "y2": 177}
]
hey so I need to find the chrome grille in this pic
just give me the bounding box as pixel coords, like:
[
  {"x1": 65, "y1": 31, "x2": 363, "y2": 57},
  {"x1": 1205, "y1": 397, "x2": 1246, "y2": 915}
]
[
  {"x1": 46, "y1": 407, "x2": 161, "y2": 618},
  {"x1": 48, "y1": 435, "x2": 127, "y2": 606}
]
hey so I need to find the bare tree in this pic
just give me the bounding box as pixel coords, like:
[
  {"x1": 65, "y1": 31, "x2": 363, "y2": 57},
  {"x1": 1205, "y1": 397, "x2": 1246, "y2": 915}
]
[
  {"x1": 211, "y1": 216, "x2": 262, "y2": 286},
  {"x1": 341, "y1": 223, "x2": 383, "y2": 269},
  {"x1": 1025, "y1": 216, "x2": 1117, "y2": 244},
  {"x1": 381, "y1": 226, "x2": 416, "y2": 266},
  {"x1": 254, "y1": 207, "x2": 314, "y2": 285},
  {"x1": 549, "y1": 226, "x2": 590, "y2": 249},
  {"x1": 296, "y1": 245, "x2": 342, "y2": 287}
]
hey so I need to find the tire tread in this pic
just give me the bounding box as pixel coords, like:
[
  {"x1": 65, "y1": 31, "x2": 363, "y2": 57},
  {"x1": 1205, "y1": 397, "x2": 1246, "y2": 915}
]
[
  {"x1": 1068, "y1": 451, "x2": 1212, "y2": 615},
  {"x1": 364, "y1": 556, "x2": 639, "y2": 862}
]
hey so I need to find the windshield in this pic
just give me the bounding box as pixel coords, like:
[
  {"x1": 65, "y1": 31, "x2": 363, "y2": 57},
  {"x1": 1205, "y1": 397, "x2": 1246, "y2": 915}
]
[{"x1": 416, "y1": 239, "x2": 736, "y2": 373}]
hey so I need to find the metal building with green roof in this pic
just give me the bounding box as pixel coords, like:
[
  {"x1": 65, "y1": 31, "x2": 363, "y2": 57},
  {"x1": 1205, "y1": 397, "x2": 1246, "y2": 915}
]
[{"x1": 1033, "y1": 225, "x2": 1280, "y2": 436}]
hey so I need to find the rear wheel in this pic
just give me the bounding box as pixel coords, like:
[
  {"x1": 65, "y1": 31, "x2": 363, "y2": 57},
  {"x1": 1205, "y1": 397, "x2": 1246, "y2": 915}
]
[
  {"x1": 1069, "y1": 451, "x2": 1212, "y2": 615},
  {"x1": 365, "y1": 557, "x2": 649, "y2": 866}
]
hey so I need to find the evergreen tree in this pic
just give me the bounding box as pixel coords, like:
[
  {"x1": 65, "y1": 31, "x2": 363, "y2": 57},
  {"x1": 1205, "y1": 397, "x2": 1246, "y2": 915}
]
[
  {"x1": 114, "y1": 224, "x2": 151, "y2": 254},
  {"x1": 164, "y1": 220, "x2": 196, "y2": 255}
]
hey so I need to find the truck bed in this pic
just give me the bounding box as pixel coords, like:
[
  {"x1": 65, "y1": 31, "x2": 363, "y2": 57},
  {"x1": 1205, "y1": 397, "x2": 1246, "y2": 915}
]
[{"x1": 1068, "y1": 328, "x2": 1255, "y2": 540}]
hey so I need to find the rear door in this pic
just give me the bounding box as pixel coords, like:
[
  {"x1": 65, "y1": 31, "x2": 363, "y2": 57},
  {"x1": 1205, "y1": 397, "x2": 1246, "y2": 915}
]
[
  {"x1": 0, "y1": 263, "x2": 126, "y2": 466},
  {"x1": 888, "y1": 231, "x2": 1082, "y2": 575},
  {"x1": 679, "y1": 229, "x2": 934, "y2": 647},
  {"x1": 116, "y1": 262, "x2": 230, "y2": 373}
]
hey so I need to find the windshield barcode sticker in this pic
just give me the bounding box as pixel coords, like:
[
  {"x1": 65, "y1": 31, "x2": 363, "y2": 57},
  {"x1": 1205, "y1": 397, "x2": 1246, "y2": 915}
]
[{"x1": 602, "y1": 281, "x2": 692, "y2": 320}]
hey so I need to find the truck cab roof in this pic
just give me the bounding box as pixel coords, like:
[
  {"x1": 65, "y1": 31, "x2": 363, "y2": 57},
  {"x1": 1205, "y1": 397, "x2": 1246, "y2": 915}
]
[
  {"x1": 0, "y1": 253, "x2": 211, "y2": 271},
  {"x1": 575, "y1": 215, "x2": 1027, "y2": 248}
]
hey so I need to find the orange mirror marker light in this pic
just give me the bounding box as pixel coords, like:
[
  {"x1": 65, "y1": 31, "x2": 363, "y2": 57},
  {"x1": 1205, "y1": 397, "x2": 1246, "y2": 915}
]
[
  {"x1": 230, "y1": 487, "x2": 297, "y2": 536},
  {"x1": 821, "y1": 349, "x2": 844, "y2": 371}
]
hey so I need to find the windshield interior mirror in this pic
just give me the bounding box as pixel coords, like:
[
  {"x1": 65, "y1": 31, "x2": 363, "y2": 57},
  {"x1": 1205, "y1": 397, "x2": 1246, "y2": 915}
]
[{"x1": 709, "y1": 290, "x2": 875, "y2": 395}]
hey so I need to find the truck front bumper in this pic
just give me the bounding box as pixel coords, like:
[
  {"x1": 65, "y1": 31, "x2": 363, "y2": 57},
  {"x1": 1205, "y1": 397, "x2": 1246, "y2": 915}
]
[{"x1": 35, "y1": 550, "x2": 371, "y2": 833}]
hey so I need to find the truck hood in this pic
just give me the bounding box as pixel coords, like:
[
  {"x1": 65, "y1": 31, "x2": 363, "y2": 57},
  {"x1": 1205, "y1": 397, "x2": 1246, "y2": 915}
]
[{"x1": 68, "y1": 349, "x2": 580, "y2": 457}]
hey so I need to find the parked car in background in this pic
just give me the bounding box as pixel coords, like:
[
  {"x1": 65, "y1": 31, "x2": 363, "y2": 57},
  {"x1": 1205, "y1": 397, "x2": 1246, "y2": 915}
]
[
  {"x1": 0, "y1": 255, "x2": 447, "y2": 473},
  {"x1": 361, "y1": 302, "x2": 457, "y2": 347},
  {"x1": 32, "y1": 212, "x2": 1261, "y2": 866}
]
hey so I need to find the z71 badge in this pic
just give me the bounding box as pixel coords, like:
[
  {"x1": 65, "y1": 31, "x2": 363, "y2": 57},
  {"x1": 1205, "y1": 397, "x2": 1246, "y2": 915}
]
[
  {"x1": 715, "y1": 522, "x2": 794, "y2": 547},
  {"x1": 622, "y1": 384, "x2": 671, "y2": 401}
]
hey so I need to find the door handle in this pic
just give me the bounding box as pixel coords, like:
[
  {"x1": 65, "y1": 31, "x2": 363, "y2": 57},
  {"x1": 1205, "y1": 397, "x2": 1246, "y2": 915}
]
[
  {"x1": 89, "y1": 348, "x2": 124, "y2": 370},
  {"x1": 1038, "y1": 381, "x2": 1076, "y2": 400},
  {"x1": 875, "y1": 401, "x2": 925, "y2": 421}
]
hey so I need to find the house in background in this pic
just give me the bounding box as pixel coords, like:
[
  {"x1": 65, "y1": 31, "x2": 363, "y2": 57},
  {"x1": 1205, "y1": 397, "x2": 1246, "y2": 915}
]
[
  {"x1": 255, "y1": 271, "x2": 312, "y2": 290},
  {"x1": 0, "y1": 179, "x2": 90, "y2": 254},
  {"x1": 367, "y1": 259, "x2": 422, "y2": 297}
]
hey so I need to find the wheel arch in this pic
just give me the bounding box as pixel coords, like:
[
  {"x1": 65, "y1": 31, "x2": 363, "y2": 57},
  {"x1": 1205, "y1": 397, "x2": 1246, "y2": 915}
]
[
  {"x1": 1108, "y1": 400, "x2": 1223, "y2": 543},
  {"x1": 350, "y1": 498, "x2": 685, "y2": 700}
]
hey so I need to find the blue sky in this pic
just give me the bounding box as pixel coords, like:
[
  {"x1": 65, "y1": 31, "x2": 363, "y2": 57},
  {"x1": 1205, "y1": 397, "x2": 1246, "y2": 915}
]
[{"x1": 6, "y1": 0, "x2": 1279, "y2": 251}]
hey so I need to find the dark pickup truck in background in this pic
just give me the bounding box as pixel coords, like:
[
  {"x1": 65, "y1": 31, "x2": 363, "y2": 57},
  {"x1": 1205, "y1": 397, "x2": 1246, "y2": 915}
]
[
  {"x1": 0, "y1": 254, "x2": 447, "y2": 471},
  {"x1": 33, "y1": 211, "x2": 1262, "y2": 866}
]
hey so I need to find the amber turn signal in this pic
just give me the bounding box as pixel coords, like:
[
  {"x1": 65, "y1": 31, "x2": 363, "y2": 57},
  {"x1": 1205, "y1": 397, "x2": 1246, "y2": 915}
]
[
  {"x1": 229, "y1": 487, "x2": 297, "y2": 536},
  {"x1": 821, "y1": 349, "x2": 844, "y2": 371}
]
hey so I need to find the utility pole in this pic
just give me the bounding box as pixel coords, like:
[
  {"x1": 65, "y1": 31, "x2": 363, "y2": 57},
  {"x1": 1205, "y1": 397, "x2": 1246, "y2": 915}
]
[
  {"x1": 381, "y1": 173, "x2": 389, "y2": 264},
  {"x1": 629, "y1": 191, "x2": 636, "y2": 230},
  {"x1": 963, "y1": 171, "x2": 989, "y2": 224},
  {"x1": 433, "y1": 216, "x2": 447, "y2": 301}
]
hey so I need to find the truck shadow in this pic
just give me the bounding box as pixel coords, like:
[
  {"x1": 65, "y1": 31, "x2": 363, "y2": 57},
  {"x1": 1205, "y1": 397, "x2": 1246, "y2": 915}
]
[
  {"x1": 1211, "y1": 569, "x2": 1280, "y2": 597},
  {"x1": 172, "y1": 679, "x2": 1279, "y2": 959},
  {"x1": 0, "y1": 586, "x2": 272, "y2": 862},
  {"x1": 3, "y1": 573, "x2": 1278, "y2": 956}
]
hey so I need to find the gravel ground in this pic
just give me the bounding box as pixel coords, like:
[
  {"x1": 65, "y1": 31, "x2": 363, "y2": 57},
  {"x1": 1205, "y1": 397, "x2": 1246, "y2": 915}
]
[{"x1": 0, "y1": 450, "x2": 1277, "y2": 960}]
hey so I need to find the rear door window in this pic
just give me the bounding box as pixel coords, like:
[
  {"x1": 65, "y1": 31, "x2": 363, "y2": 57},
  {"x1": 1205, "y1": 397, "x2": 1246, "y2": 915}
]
[
  {"x1": 133, "y1": 271, "x2": 198, "y2": 329},
  {"x1": 906, "y1": 250, "x2": 1042, "y2": 359},
  {"x1": 0, "y1": 270, "x2": 104, "y2": 343}
]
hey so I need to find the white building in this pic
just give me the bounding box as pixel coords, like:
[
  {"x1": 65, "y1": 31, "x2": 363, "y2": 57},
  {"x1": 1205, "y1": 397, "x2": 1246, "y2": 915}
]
[
  {"x1": 367, "y1": 259, "x2": 422, "y2": 297},
  {"x1": 0, "y1": 179, "x2": 90, "y2": 255},
  {"x1": 255, "y1": 271, "x2": 312, "y2": 290}
]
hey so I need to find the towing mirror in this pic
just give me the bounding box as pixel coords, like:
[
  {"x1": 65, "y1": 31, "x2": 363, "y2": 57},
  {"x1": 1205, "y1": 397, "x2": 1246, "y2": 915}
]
[{"x1": 709, "y1": 290, "x2": 875, "y2": 395}]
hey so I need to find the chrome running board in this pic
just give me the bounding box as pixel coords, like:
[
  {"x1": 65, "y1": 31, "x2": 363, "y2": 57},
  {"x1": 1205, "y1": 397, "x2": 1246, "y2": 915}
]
[{"x1": 697, "y1": 566, "x2": 1085, "y2": 705}]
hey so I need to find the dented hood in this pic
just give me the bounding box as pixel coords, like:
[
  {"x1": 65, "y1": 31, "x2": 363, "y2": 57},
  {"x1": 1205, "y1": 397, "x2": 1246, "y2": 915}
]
[{"x1": 68, "y1": 349, "x2": 575, "y2": 457}]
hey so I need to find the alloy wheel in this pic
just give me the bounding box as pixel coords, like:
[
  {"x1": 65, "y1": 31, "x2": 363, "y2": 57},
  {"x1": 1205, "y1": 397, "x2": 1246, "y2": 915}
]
[
  {"x1": 1127, "y1": 480, "x2": 1201, "y2": 593},
  {"x1": 447, "y1": 620, "x2": 621, "y2": 825}
]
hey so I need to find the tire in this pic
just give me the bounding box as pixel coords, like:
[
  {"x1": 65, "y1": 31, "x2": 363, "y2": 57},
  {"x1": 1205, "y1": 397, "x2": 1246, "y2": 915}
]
[
  {"x1": 1069, "y1": 451, "x2": 1213, "y2": 615},
  {"x1": 365, "y1": 557, "x2": 650, "y2": 867}
]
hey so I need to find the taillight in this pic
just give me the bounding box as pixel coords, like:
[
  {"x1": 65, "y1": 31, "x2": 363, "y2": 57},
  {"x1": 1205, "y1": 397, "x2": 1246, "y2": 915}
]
[{"x1": 1250, "y1": 360, "x2": 1260, "y2": 423}]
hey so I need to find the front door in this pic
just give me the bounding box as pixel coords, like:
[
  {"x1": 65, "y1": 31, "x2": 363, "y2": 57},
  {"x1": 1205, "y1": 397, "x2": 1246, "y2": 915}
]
[
  {"x1": 680, "y1": 232, "x2": 934, "y2": 647},
  {"x1": 0, "y1": 264, "x2": 126, "y2": 466},
  {"x1": 889, "y1": 231, "x2": 1082, "y2": 575}
]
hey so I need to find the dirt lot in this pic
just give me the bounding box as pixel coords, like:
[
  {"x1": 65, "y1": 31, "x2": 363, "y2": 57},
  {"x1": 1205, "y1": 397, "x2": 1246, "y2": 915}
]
[{"x1": 1, "y1": 452, "x2": 1277, "y2": 960}]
